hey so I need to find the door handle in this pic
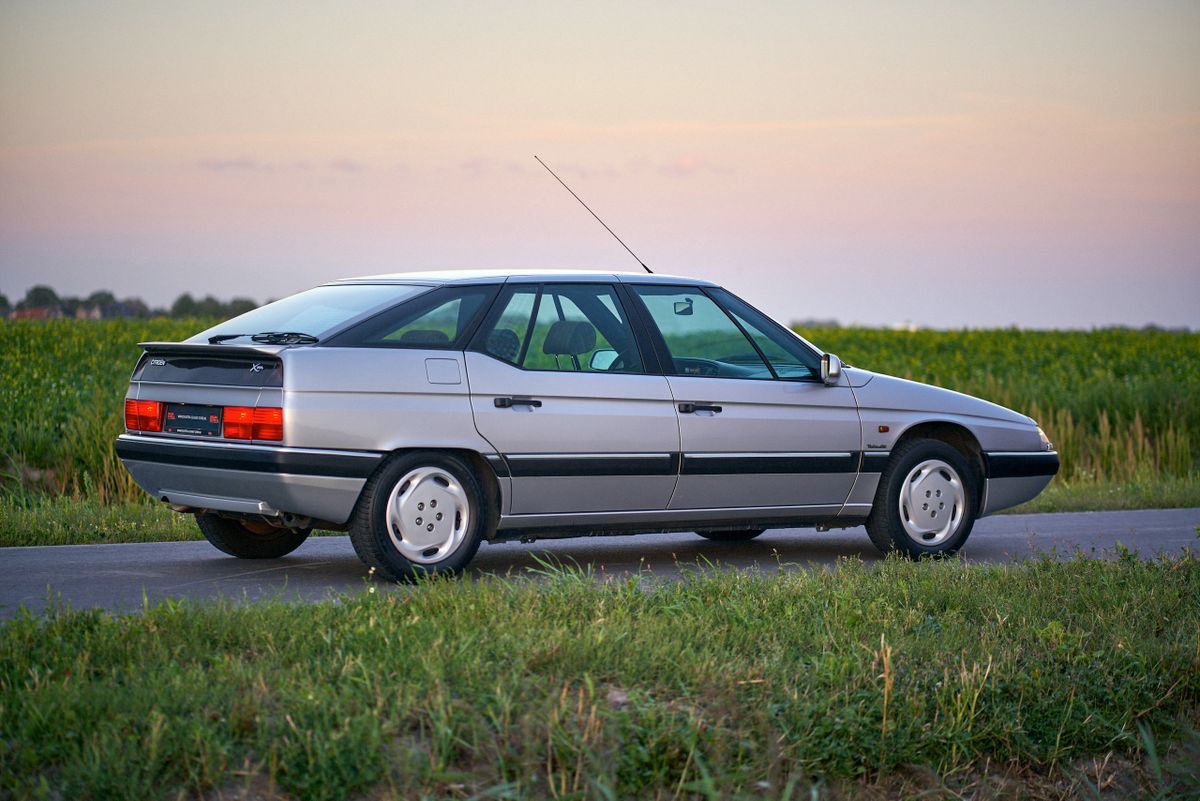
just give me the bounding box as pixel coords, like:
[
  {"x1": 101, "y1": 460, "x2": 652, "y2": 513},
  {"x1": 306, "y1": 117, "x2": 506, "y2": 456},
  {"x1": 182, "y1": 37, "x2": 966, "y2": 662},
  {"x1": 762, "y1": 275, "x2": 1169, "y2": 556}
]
[
  {"x1": 678, "y1": 402, "x2": 722, "y2": 414},
  {"x1": 495, "y1": 396, "x2": 542, "y2": 408}
]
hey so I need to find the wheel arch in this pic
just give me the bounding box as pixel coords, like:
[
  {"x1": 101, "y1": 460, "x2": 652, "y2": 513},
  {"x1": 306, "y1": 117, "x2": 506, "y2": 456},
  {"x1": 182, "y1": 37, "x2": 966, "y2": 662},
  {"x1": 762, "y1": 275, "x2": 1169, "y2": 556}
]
[
  {"x1": 890, "y1": 421, "x2": 986, "y2": 511},
  {"x1": 366, "y1": 446, "x2": 503, "y2": 535}
]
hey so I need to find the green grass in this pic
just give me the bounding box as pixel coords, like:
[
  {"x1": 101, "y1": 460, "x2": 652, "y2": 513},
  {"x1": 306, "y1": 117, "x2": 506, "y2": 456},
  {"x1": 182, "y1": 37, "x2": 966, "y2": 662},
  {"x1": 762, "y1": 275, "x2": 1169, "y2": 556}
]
[
  {"x1": 1, "y1": 556, "x2": 1197, "y2": 799},
  {"x1": 1012, "y1": 475, "x2": 1200, "y2": 514},
  {"x1": 797, "y1": 326, "x2": 1200, "y2": 488},
  {"x1": 0, "y1": 317, "x2": 211, "y2": 503},
  {"x1": 0, "y1": 493, "x2": 201, "y2": 547}
]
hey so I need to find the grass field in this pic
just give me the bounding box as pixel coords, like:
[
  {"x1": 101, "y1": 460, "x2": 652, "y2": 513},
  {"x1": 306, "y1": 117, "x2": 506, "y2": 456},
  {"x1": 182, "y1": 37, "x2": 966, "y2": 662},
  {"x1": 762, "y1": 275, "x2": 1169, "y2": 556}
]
[
  {"x1": 2, "y1": 555, "x2": 1197, "y2": 799},
  {"x1": 1, "y1": 319, "x2": 1197, "y2": 547}
]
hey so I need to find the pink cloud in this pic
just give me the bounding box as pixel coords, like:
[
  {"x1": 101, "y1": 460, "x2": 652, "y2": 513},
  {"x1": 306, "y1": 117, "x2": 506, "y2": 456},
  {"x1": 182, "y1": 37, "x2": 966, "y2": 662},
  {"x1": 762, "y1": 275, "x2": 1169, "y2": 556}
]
[
  {"x1": 330, "y1": 158, "x2": 366, "y2": 173},
  {"x1": 196, "y1": 157, "x2": 263, "y2": 172}
]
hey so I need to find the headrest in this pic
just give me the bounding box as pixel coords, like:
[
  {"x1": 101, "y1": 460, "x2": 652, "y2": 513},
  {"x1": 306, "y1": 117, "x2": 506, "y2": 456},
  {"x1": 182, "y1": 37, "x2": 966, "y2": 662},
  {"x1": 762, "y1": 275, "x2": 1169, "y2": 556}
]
[
  {"x1": 399, "y1": 329, "x2": 450, "y2": 344},
  {"x1": 542, "y1": 320, "x2": 596, "y2": 356},
  {"x1": 486, "y1": 328, "x2": 520, "y2": 362}
]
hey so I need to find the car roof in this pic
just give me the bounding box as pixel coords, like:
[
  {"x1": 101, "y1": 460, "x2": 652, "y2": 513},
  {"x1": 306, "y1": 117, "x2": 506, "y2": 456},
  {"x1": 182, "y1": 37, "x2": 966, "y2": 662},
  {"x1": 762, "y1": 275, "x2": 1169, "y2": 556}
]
[{"x1": 327, "y1": 268, "x2": 717, "y2": 287}]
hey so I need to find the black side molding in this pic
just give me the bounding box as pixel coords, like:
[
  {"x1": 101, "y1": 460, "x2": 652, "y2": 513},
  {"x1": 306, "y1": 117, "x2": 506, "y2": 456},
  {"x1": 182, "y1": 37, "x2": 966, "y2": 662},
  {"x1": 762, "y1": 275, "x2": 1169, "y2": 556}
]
[
  {"x1": 115, "y1": 437, "x2": 382, "y2": 479},
  {"x1": 984, "y1": 451, "x2": 1060, "y2": 479}
]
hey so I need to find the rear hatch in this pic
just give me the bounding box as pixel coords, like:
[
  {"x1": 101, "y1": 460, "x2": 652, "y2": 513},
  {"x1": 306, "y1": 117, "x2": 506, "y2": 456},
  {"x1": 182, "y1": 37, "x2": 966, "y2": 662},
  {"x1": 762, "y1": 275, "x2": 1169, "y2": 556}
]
[{"x1": 127, "y1": 342, "x2": 289, "y2": 443}]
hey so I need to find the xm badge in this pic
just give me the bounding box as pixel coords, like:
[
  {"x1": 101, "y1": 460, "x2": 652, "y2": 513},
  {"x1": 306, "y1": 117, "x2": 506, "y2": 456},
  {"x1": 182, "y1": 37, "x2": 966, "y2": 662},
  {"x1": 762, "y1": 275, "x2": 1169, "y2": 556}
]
[{"x1": 250, "y1": 363, "x2": 264, "y2": 373}]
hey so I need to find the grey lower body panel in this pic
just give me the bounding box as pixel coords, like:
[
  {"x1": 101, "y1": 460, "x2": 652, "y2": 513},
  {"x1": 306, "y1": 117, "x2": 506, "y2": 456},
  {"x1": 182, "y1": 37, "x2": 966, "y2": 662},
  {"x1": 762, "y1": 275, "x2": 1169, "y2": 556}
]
[
  {"x1": 122, "y1": 460, "x2": 368, "y2": 523},
  {"x1": 981, "y1": 474, "x2": 1055, "y2": 516},
  {"x1": 116, "y1": 435, "x2": 379, "y2": 523},
  {"x1": 980, "y1": 450, "x2": 1059, "y2": 516}
]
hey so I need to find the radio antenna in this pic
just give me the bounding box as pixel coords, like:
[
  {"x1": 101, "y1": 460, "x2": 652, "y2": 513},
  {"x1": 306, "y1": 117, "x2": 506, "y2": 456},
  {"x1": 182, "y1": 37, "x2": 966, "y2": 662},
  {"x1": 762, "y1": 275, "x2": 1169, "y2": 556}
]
[{"x1": 534, "y1": 155, "x2": 653, "y2": 274}]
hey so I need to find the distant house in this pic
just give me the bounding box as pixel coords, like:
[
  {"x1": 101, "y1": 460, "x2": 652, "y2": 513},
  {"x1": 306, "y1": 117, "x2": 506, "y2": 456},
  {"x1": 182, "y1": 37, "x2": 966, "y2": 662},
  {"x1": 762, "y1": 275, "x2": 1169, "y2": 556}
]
[
  {"x1": 75, "y1": 305, "x2": 103, "y2": 320},
  {"x1": 10, "y1": 306, "x2": 63, "y2": 320}
]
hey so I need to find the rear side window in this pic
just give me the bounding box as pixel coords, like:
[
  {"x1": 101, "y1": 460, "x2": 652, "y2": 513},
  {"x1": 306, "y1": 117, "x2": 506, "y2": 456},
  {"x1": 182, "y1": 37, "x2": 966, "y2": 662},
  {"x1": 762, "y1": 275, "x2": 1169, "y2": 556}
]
[
  {"x1": 475, "y1": 283, "x2": 644, "y2": 373},
  {"x1": 326, "y1": 285, "x2": 499, "y2": 348},
  {"x1": 192, "y1": 284, "x2": 428, "y2": 344}
]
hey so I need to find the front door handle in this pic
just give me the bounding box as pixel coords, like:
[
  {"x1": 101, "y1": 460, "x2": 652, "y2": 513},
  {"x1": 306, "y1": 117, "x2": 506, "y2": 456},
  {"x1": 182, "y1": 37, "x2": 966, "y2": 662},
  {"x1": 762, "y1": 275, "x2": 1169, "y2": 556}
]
[
  {"x1": 495, "y1": 396, "x2": 542, "y2": 409},
  {"x1": 678, "y1": 402, "x2": 722, "y2": 414}
]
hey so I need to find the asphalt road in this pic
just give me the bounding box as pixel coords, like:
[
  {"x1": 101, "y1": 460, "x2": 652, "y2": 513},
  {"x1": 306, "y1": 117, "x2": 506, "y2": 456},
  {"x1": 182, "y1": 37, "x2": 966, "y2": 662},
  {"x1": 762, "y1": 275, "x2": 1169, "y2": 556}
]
[{"x1": 1, "y1": 508, "x2": 1196, "y2": 618}]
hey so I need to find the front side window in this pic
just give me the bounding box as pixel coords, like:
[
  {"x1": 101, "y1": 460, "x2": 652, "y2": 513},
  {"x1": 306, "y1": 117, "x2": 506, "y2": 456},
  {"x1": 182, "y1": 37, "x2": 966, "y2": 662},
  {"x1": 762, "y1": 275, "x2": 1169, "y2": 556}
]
[
  {"x1": 709, "y1": 288, "x2": 820, "y2": 380},
  {"x1": 631, "y1": 285, "x2": 772, "y2": 379},
  {"x1": 477, "y1": 283, "x2": 644, "y2": 373}
]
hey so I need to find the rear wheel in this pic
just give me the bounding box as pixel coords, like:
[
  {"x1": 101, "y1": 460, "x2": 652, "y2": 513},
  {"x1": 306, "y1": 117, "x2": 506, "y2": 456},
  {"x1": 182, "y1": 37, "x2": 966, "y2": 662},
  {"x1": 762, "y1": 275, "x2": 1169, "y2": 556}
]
[
  {"x1": 349, "y1": 451, "x2": 488, "y2": 581},
  {"x1": 195, "y1": 513, "x2": 310, "y2": 559},
  {"x1": 865, "y1": 439, "x2": 977, "y2": 558},
  {"x1": 695, "y1": 528, "x2": 766, "y2": 542}
]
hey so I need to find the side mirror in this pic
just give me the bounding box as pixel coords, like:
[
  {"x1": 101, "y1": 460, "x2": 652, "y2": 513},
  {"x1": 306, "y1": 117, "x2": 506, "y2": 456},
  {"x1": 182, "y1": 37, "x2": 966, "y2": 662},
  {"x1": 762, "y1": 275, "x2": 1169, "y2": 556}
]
[
  {"x1": 821, "y1": 353, "x2": 842, "y2": 386},
  {"x1": 673, "y1": 298, "x2": 693, "y2": 316},
  {"x1": 589, "y1": 349, "x2": 618, "y2": 371}
]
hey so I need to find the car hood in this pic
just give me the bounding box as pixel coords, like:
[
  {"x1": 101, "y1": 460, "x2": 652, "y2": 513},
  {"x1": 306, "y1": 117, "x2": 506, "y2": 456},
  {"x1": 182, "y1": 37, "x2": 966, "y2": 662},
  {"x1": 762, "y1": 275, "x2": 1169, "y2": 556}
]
[{"x1": 843, "y1": 367, "x2": 1033, "y2": 426}]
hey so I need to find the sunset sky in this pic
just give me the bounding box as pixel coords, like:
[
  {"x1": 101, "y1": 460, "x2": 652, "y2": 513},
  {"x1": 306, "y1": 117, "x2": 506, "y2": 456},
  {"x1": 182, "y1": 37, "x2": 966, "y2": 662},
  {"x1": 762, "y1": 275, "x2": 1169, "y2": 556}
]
[{"x1": 1, "y1": 1, "x2": 1197, "y2": 328}]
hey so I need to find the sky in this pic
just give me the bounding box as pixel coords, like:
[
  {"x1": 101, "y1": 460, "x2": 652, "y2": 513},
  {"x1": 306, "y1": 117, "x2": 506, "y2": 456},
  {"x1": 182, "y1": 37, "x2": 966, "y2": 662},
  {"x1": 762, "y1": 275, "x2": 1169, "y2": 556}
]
[{"x1": 1, "y1": 1, "x2": 1197, "y2": 329}]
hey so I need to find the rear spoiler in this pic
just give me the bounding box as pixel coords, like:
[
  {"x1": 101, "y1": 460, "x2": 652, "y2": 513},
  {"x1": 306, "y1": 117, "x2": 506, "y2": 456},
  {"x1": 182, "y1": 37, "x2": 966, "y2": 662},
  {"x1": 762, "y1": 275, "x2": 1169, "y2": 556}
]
[{"x1": 138, "y1": 341, "x2": 288, "y2": 358}]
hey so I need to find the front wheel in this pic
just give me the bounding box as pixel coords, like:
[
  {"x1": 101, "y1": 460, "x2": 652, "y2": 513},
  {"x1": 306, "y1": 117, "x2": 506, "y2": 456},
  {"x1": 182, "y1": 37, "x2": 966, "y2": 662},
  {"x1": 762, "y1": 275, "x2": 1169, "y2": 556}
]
[
  {"x1": 195, "y1": 513, "x2": 310, "y2": 559},
  {"x1": 865, "y1": 439, "x2": 977, "y2": 558},
  {"x1": 349, "y1": 452, "x2": 488, "y2": 581}
]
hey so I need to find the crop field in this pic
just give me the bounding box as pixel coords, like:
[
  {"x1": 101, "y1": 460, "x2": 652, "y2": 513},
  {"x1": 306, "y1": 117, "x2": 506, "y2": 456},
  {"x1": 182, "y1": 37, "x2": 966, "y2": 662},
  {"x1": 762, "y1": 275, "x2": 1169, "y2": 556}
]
[{"x1": 0, "y1": 319, "x2": 1197, "y2": 545}]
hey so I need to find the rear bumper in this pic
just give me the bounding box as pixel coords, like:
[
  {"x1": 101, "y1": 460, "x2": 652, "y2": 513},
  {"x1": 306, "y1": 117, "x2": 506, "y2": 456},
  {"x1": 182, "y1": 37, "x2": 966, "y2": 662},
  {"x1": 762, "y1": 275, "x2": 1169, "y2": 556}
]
[
  {"x1": 980, "y1": 450, "x2": 1060, "y2": 515},
  {"x1": 115, "y1": 435, "x2": 382, "y2": 523}
]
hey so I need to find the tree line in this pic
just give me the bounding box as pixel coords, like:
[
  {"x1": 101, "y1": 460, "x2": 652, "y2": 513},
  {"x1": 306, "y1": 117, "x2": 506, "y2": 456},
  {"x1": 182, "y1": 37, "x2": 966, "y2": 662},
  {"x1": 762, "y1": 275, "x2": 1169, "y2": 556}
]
[{"x1": 2, "y1": 285, "x2": 261, "y2": 320}]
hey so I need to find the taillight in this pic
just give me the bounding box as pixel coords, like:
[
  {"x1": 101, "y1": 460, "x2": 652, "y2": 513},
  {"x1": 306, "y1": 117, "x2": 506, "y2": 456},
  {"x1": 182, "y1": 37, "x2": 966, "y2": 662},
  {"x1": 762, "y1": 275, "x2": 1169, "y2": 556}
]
[
  {"x1": 252, "y1": 407, "x2": 283, "y2": 441},
  {"x1": 124, "y1": 399, "x2": 163, "y2": 432},
  {"x1": 223, "y1": 406, "x2": 282, "y2": 440},
  {"x1": 223, "y1": 407, "x2": 254, "y2": 440},
  {"x1": 126, "y1": 399, "x2": 281, "y2": 440}
]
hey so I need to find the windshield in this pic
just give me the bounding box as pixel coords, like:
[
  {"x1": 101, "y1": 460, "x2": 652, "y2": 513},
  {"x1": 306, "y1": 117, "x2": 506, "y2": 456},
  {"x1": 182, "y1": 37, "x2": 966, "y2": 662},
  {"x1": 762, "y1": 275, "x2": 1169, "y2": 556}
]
[{"x1": 190, "y1": 284, "x2": 430, "y2": 343}]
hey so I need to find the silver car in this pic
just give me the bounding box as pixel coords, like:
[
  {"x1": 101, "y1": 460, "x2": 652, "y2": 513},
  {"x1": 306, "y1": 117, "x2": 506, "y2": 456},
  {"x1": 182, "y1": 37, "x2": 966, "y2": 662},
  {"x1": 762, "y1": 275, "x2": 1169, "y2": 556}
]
[{"x1": 116, "y1": 270, "x2": 1059, "y2": 580}]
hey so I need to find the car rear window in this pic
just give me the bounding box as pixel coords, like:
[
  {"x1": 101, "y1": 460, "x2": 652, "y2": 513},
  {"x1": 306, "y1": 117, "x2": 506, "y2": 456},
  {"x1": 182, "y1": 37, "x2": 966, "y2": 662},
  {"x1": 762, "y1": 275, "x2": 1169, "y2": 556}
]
[{"x1": 191, "y1": 284, "x2": 430, "y2": 343}]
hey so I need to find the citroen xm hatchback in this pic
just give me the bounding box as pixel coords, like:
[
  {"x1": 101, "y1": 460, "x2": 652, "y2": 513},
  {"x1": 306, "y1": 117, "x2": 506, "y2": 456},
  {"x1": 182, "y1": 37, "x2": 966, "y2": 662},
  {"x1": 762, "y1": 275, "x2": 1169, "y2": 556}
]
[{"x1": 116, "y1": 270, "x2": 1059, "y2": 580}]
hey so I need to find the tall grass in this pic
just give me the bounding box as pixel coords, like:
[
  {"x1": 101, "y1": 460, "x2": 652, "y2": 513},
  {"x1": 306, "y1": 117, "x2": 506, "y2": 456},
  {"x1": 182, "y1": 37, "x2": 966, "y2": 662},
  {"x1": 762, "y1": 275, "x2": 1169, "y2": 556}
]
[
  {"x1": 1, "y1": 320, "x2": 1196, "y2": 505},
  {"x1": 0, "y1": 318, "x2": 208, "y2": 502},
  {"x1": 798, "y1": 326, "x2": 1199, "y2": 486}
]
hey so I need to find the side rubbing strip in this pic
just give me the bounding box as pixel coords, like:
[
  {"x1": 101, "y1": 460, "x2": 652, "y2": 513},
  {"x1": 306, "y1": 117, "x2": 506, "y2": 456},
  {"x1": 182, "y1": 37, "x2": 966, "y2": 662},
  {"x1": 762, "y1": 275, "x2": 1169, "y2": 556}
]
[
  {"x1": 504, "y1": 453, "x2": 679, "y2": 478},
  {"x1": 484, "y1": 454, "x2": 510, "y2": 478},
  {"x1": 680, "y1": 452, "x2": 857, "y2": 475},
  {"x1": 985, "y1": 451, "x2": 1060, "y2": 479},
  {"x1": 860, "y1": 452, "x2": 890, "y2": 473},
  {"x1": 496, "y1": 451, "x2": 869, "y2": 478}
]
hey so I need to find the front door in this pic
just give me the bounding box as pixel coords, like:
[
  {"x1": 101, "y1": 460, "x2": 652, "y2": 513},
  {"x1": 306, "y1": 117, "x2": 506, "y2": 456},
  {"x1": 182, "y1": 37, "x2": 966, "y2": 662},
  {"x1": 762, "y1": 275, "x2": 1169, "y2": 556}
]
[
  {"x1": 629, "y1": 284, "x2": 861, "y2": 512},
  {"x1": 467, "y1": 282, "x2": 680, "y2": 515}
]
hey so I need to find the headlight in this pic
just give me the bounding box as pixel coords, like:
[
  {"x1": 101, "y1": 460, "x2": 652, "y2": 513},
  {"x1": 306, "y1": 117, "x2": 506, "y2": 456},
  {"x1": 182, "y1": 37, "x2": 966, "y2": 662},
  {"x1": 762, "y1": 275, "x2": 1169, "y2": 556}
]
[{"x1": 1037, "y1": 426, "x2": 1053, "y2": 452}]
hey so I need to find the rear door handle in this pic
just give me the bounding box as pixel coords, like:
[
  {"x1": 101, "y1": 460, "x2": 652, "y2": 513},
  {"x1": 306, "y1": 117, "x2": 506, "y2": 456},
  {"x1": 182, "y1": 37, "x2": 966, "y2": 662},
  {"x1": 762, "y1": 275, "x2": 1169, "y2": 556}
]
[
  {"x1": 678, "y1": 402, "x2": 722, "y2": 414},
  {"x1": 495, "y1": 396, "x2": 542, "y2": 408}
]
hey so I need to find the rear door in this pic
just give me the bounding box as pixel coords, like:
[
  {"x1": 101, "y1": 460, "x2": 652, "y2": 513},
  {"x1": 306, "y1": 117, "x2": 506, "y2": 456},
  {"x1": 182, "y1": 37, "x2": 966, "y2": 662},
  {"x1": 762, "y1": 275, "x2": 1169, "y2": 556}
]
[
  {"x1": 628, "y1": 284, "x2": 861, "y2": 513},
  {"x1": 466, "y1": 281, "x2": 680, "y2": 515}
]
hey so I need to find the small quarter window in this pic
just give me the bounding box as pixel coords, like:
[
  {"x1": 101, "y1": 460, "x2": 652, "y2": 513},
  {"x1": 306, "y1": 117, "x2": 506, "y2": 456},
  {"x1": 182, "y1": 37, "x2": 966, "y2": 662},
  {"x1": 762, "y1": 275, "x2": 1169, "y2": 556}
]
[{"x1": 327, "y1": 286, "x2": 497, "y2": 348}]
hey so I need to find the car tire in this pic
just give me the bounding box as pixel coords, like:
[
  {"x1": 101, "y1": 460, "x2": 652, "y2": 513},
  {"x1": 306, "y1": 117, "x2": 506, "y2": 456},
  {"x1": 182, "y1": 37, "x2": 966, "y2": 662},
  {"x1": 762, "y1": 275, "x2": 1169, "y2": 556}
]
[
  {"x1": 865, "y1": 439, "x2": 977, "y2": 558},
  {"x1": 195, "y1": 513, "x2": 311, "y2": 559},
  {"x1": 349, "y1": 451, "x2": 487, "y2": 581},
  {"x1": 695, "y1": 528, "x2": 766, "y2": 542}
]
